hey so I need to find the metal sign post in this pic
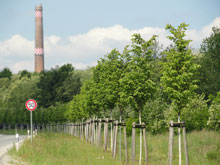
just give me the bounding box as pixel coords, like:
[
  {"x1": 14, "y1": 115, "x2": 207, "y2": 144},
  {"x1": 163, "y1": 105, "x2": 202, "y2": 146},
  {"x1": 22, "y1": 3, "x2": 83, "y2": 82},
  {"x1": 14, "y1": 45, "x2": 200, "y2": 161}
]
[
  {"x1": 25, "y1": 99, "x2": 37, "y2": 143},
  {"x1": 31, "y1": 111, "x2": 33, "y2": 143}
]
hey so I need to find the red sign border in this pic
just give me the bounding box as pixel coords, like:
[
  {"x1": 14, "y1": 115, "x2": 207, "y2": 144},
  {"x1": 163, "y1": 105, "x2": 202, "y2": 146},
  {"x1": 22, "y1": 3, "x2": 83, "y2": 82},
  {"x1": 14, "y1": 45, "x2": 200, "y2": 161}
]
[{"x1": 25, "y1": 99, "x2": 37, "y2": 111}]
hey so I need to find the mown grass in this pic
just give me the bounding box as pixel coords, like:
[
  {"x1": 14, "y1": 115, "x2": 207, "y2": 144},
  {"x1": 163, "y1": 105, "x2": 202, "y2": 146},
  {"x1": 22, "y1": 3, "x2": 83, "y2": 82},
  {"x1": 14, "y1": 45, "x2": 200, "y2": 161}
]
[{"x1": 9, "y1": 130, "x2": 220, "y2": 165}]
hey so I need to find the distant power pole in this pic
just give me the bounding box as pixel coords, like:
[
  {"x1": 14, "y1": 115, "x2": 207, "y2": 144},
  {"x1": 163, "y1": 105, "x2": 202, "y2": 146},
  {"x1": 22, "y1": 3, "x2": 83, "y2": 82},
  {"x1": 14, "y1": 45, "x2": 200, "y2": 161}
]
[{"x1": 35, "y1": 4, "x2": 44, "y2": 73}]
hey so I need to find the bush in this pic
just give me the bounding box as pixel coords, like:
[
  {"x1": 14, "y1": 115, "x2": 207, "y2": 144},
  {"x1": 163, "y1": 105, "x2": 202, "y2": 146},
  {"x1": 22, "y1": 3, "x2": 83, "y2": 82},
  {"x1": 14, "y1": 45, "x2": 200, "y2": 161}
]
[
  {"x1": 164, "y1": 103, "x2": 178, "y2": 128},
  {"x1": 181, "y1": 95, "x2": 209, "y2": 131},
  {"x1": 125, "y1": 117, "x2": 138, "y2": 136},
  {"x1": 207, "y1": 92, "x2": 220, "y2": 130},
  {"x1": 142, "y1": 95, "x2": 168, "y2": 134},
  {"x1": 207, "y1": 104, "x2": 220, "y2": 130}
]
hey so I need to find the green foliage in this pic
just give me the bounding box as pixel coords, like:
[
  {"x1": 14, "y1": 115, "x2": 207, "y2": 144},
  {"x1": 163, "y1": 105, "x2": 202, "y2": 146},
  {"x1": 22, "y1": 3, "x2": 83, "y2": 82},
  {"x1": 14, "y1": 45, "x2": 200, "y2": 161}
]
[
  {"x1": 75, "y1": 68, "x2": 93, "y2": 83},
  {"x1": 33, "y1": 103, "x2": 68, "y2": 124},
  {"x1": 65, "y1": 94, "x2": 89, "y2": 122},
  {"x1": 37, "y1": 64, "x2": 81, "y2": 108},
  {"x1": 0, "y1": 74, "x2": 39, "y2": 125},
  {"x1": 0, "y1": 99, "x2": 7, "y2": 124},
  {"x1": 163, "y1": 104, "x2": 178, "y2": 127},
  {"x1": 19, "y1": 70, "x2": 31, "y2": 79},
  {"x1": 93, "y1": 49, "x2": 123, "y2": 111},
  {"x1": 120, "y1": 34, "x2": 156, "y2": 113},
  {"x1": 198, "y1": 27, "x2": 220, "y2": 97},
  {"x1": 207, "y1": 92, "x2": 220, "y2": 130},
  {"x1": 7, "y1": 76, "x2": 39, "y2": 124},
  {"x1": 0, "y1": 65, "x2": 91, "y2": 125},
  {"x1": 0, "y1": 67, "x2": 12, "y2": 79},
  {"x1": 125, "y1": 117, "x2": 138, "y2": 136},
  {"x1": 181, "y1": 94, "x2": 209, "y2": 131},
  {"x1": 161, "y1": 23, "x2": 200, "y2": 116},
  {"x1": 56, "y1": 73, "x2": 81, "y2": 103},
  {"x1": 142, "y1": 91, "x2": 168, "y2": 134},
  {"x1": 81, "y1": 79, "x2": 103, "y2": 117},
  {"x1": 1, "y1": 24, "x2": 220, "y2": 134}
]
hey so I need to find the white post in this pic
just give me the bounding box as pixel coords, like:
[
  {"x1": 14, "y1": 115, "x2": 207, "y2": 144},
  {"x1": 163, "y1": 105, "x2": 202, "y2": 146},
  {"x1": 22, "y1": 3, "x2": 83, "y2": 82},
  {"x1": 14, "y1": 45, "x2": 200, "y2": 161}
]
[
  {"x1": 28, "y1": 129, "x2": 30, "y2": 139},
  {"x1": 15, "y1": 133, "x2": 19, "y2": 151}
]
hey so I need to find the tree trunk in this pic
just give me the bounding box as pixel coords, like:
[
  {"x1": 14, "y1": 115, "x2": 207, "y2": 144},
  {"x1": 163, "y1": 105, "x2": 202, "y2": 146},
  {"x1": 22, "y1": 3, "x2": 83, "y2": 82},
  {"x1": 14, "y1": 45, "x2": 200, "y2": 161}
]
[
  {"x1": 178, "y1": 115, "x2": 181, "y2": 165},
  {"x1": 139, "y1": 110, "x2": 142, "y2": 165},
  {"x1": 119, "y1": 112, "x2": 122, "y2": 161}
]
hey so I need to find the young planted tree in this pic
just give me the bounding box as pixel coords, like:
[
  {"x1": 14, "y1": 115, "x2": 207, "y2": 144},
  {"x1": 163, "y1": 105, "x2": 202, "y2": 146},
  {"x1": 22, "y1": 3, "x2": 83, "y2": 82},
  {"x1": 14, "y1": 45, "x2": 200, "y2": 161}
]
[
  {"x1": 120, "y1": 34, "x2": 157, "y2": 164},
  {"x1": 160, "y1": 23, "x2": 200, "y2": 164}
]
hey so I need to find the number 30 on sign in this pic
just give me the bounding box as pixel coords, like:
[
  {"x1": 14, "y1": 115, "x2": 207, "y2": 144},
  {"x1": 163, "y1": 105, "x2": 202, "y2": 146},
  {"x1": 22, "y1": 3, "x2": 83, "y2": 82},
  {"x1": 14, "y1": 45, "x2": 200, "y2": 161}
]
[{"x1": 25, "y1": 99, "x2": 37, "y2": 111}]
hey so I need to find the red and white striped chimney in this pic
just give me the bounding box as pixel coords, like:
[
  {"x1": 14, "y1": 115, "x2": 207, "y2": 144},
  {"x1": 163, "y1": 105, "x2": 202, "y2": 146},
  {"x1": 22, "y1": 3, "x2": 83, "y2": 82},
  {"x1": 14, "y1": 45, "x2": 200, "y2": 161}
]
[{"x1": 35, "y1": 4, "x2": 44, "y2": 72}]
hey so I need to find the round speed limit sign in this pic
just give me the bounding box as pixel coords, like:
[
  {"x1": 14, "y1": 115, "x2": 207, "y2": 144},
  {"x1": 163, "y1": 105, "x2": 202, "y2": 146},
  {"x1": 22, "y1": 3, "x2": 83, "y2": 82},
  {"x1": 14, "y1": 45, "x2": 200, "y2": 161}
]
[{"x1": 25, "y1": 99, "x2": 37, "y2": 111}]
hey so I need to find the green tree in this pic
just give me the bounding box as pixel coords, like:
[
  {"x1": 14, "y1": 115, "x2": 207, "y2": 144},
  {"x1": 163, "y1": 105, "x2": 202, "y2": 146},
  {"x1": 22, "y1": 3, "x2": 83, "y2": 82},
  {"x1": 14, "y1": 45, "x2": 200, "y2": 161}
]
[
  {"x1": 93, "y1": 49, "x2": 126, "y2": 119},
  {"x1": 37, "y1": 64, "x2": 80, "y2": 107},
  {"x1": 160, "y1": 23, "x2": 200, "y2": 164},
  {"x1": 65, "y1": 94, "x2": 89, "y2": 122},
  {"x1": 161, "y1": 23, "x2": 200, "y2": 117},
  {"x1": 120, "y1": 34, "x2": 156, "y2": 122},
  {"x1": 0, "y1": 67, "x2": 12, "y2": 79},
  {"x1": 198, "y1": 27, "x2": 220, "y2": 98},
  {"x1": 120, "y1": 34, "x2": 157, "y2": 163},
  {"x1": 56, "y1": 73, "x2": 81, "y2": 103},
  {"x1": 19, "y1": 70, "x2": 31, "y2": 79},
  {"x1": 7, "y1": 76, "x2": 39, "y2": 126}
]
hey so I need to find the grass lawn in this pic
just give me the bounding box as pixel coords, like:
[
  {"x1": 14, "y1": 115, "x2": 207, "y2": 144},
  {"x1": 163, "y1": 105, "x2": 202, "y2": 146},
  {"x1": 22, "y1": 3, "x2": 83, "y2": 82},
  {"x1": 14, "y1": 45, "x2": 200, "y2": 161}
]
[
  {"x1": 9, "y1": 133, "x2": 121, "y2": 165},
  {"x1": 9, "y1": 130, "x2": 220, "y2": 165}
]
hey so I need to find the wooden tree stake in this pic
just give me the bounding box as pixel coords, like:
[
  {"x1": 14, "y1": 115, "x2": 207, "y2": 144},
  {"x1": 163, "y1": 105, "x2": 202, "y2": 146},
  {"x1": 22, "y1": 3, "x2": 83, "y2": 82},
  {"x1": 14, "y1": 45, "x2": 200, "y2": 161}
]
[
  {"x1": 143, "y1": 123, "x2": 148, "y2": 164},
  {"x1": 132, "y1": 122, "x2": 136, "y2": 162},
  {"x1": 183, "y1": 127, "x2": 189, "y2": 165},
  {"x1": 168, "y1": 121, "x2": 174, "y2": 165},
  {"x1": 113, "y1": 120, "x2": 118, "y2": 159},
  {"x1": 124, "y1": 125, "x2": 128, "y2": 163}
]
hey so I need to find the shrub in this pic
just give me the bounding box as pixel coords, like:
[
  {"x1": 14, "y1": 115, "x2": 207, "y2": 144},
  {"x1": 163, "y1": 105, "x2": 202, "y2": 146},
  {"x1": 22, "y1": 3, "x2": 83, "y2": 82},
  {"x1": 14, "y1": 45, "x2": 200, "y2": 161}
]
[
  {"x1": 181, "y1": 94, "x2": 209, "y2": 131},
  {"x1": 207, "y1": 92, "x2": 220, "y2": 130},
  {"x1": 207, "y1": 104, "x2": 220, "y2": 130},
  {"x1": 142, "y1": 95, "x2": 168, "y2": 134}
]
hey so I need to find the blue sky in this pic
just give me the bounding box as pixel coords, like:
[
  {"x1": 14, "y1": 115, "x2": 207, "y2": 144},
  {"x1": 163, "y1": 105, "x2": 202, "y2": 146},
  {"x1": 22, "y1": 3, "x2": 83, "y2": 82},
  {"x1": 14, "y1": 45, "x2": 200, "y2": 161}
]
[{"x1": 0, "y1": 0, "x2": 220, "y2": 72}]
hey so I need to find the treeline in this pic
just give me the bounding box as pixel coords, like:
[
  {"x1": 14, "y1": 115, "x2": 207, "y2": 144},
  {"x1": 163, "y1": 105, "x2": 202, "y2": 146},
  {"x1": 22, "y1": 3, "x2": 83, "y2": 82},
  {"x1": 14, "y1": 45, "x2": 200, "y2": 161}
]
[
  {"x1": 0, "y1": 65, "x2": 90, "y2": 128},
  {"x1": 0, "y1": 23, "x2": 219, "y2": 133}
]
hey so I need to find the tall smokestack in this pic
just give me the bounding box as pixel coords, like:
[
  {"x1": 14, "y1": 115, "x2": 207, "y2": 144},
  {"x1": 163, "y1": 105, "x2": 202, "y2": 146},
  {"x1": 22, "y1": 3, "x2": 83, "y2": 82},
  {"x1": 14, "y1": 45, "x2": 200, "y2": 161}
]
[{"x1": 35, "y1": 4, "x2": 44, "y2": 72}]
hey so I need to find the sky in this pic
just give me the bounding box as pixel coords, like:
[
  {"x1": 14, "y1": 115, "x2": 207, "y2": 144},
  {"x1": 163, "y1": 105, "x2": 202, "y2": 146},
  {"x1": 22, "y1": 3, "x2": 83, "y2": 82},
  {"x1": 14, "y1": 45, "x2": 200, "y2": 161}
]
[{"x1": 0, "y1": 0, "x2": 220, "y2": 73}]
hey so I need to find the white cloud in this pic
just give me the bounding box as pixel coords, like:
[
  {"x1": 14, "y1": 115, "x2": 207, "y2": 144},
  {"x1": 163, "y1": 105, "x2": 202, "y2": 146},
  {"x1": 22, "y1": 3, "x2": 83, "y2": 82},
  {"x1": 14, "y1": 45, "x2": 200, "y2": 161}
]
[
  {"x1": 0, "y1": 35, "x2": 34, "y2": 57},
  {"x1": 186, "y1": 17, "x2": 220, "y2": 48},
  {"x1": 11, "y1": 60, "x2": 34, "y2": 73},
  {"x1": 0, "y1": 17, "x2": 220, "y2": 73}
]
